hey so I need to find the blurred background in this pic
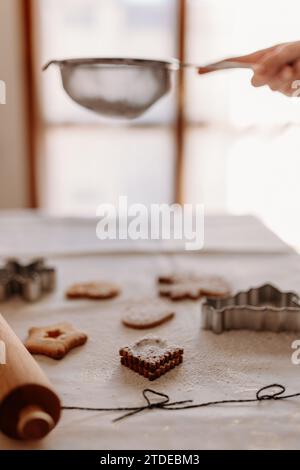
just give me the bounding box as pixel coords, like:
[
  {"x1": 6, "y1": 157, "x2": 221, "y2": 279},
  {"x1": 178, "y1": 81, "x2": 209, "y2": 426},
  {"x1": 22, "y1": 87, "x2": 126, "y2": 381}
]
[{"x1": 1, "y1": 0, "x2": 300, "y2": 249}]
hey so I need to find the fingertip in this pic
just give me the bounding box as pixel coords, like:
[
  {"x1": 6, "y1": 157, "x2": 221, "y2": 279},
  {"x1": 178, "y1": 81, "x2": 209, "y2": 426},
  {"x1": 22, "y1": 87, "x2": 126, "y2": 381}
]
[
  {"x1": 251, "y1": 76, "x2": 259, "y2": 87},
  {"x1": 269, "y1": 83, "x2": 279, "y2": 92},
  {"x1": 251, "y1": 74, "x2": 266, "y2": 87}
]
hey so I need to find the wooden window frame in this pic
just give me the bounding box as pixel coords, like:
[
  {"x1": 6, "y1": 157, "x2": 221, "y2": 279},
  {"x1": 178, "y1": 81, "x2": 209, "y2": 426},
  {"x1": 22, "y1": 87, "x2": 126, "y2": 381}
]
[{"x1": 23, "y1": 0, "x2": 38, "y2": 208}]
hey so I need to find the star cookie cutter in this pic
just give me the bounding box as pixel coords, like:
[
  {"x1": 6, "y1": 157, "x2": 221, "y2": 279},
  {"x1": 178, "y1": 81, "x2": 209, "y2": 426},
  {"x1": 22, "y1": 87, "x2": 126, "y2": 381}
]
[
  {"x1": 202, "y1": 284, "x2": 300, "y2": 334},
  {"x1": 0, "y1": 258, "x2": 56, "y2": 302}
]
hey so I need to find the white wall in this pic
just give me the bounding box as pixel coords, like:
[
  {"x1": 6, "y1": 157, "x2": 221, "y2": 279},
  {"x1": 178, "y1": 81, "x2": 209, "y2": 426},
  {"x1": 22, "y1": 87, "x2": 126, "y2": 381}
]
[{"x1": 0, "y1": 0, "x2": 29, "y2": 208}]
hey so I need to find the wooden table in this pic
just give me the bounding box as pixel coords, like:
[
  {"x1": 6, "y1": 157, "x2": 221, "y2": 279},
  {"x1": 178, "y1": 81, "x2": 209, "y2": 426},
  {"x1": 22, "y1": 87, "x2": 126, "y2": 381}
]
[{"x1": 1, "y1": 212, "x2": 299, "y2": 450}]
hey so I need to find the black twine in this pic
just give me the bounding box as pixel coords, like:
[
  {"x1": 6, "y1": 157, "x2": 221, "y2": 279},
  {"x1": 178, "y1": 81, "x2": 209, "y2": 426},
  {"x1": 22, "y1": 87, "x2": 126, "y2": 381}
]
[{"x1": 62, "y1": 383, "x2": 300, "y2": 423}]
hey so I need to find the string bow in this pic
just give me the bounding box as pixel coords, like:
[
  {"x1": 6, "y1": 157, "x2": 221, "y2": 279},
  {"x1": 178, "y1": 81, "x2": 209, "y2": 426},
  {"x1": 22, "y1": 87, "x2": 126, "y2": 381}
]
[{"x1": 114, "y1": 389, "x2": 192, "y2": 422}]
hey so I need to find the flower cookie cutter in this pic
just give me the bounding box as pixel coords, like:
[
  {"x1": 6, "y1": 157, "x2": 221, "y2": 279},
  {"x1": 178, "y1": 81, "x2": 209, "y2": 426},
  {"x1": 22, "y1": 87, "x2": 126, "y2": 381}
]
[
  {"x1": 0, "y1": 258, "x2": 56, "y2": 302},
  {"x1": 202, "y1": 284, "x2": 300, "y2": 334}
]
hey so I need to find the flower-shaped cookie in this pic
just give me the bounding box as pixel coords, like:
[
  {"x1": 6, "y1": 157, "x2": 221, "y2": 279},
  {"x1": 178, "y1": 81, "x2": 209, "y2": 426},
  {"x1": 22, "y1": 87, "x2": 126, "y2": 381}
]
[
  {"x1": 158, "y1": 273, "x2": 231, "y2": 301},
  {"x1": 66, "y1": 281, "x2": 120, "y2": 300}
]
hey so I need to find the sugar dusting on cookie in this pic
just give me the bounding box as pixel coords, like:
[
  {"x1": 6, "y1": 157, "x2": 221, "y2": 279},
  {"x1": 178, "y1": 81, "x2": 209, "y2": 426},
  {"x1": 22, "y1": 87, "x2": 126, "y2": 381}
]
[
  {"x1": 122, "y1": 300, "x2": 175, "y2": 329},
  {"x1": 120, "y1": 335, "x2": 184, "y2": 380}
]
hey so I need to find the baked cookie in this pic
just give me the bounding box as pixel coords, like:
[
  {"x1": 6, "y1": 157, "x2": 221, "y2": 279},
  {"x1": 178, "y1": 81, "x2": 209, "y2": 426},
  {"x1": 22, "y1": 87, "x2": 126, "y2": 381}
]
[
  {"x1": 158, "y1": 273, "x2": 231, "y2": 301},
  {"x1": 25, "y1": 322, "x2": 88, "y2": 360},
  {"x1": 120, "y1": 336, "x2": 183, "y2": 381},
  {"x1": 122, "y1": 300, "x2": 175, "y2": 329},
  {"x1": 66, "y1": 281, "x2": 120, "y2": 300}
]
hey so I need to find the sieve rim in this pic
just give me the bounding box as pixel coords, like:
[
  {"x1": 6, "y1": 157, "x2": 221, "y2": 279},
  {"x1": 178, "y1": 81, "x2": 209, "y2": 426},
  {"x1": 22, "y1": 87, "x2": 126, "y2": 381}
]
[{"x1": 42, "y1": 57, "x2": 179, "y2": 72}]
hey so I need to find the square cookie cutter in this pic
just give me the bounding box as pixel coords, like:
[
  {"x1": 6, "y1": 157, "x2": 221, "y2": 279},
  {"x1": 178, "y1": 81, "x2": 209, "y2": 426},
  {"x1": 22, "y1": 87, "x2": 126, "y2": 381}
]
[
  {"x1": 202, "y1": 284, "x2": 300, "y2": 334},
  {"x1": 0, "y1": 258, "x2": 56, "y2": 302}
]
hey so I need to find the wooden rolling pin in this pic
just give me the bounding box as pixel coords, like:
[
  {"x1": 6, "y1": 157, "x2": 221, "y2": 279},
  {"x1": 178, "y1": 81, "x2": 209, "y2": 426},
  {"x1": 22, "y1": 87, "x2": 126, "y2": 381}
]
[{"x1": 0, "y1": 314, "x2": 61, "y2": 440}]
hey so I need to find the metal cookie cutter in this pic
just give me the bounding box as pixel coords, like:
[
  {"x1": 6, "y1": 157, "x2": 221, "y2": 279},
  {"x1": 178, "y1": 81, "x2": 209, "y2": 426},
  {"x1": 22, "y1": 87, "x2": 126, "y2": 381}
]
[
  {"x1": 202, "y1": 284, "x2": 300, "y2": 334},
  {"x1": 0, "y1": 258, "x2": 56, "y2": 302}
]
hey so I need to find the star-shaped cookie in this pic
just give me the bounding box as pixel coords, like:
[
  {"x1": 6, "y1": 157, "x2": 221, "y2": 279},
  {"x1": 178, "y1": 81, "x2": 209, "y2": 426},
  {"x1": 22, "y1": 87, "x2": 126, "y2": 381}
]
[{"x1": 25, "y1": 322, "x2": 88, "y2": 360}]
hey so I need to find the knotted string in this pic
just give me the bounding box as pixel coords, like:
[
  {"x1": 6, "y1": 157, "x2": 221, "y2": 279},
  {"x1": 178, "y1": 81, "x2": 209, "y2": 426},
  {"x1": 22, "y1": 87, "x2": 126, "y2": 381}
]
[
  {"x1": 63, "y1": 389, "x2": 192, "y2": 423},
  {"x1": 62, "y1": 383, "x2": 300, "y2": 423}
]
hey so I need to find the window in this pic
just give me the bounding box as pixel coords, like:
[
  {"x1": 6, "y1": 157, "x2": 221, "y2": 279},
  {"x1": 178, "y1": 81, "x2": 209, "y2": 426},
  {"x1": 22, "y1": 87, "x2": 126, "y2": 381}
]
[
  {"x1": 32, "y1": 0, "x2": 178, "y2": 213},
  {"x1": 184, "y1": 0, "x2": 300, "y2": 249},
  {"x1": 31, "y1": 0, "x2": 300, "y2": 249}
]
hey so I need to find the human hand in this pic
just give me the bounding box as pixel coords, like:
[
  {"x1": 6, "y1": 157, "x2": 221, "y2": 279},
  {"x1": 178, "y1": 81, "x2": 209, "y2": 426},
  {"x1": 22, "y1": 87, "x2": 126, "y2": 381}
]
[
  {"x1": 201, "y1": 42, "x2": 300, "y2": 97},
  {"x1": 239, "y1": 42, "x2": 300, "y2": 96}
]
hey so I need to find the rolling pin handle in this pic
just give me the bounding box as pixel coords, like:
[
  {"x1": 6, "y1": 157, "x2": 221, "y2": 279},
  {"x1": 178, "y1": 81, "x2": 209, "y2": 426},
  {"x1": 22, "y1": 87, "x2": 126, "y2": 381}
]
[{"x1": 17, "y1": 405, "x2": 55, "y2": 440}]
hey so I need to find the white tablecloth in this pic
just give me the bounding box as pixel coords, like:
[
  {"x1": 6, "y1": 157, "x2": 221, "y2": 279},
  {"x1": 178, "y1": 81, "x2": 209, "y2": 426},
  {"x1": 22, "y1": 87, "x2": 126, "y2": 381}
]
[{"x1": 1, "y1": 212, "x2": 300, "y2": 450}]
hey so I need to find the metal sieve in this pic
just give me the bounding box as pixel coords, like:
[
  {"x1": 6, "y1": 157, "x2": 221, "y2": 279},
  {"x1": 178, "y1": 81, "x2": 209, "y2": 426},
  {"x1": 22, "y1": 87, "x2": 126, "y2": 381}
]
[{"x1": 43, "y1": 57, "x2": 253, "y2": 119}]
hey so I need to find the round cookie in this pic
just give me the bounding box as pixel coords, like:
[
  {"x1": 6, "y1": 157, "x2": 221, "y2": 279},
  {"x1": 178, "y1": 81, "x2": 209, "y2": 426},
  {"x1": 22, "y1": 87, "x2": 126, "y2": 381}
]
[{"x1": 122, "y1": 301, "x2": 175, "y2": 329}]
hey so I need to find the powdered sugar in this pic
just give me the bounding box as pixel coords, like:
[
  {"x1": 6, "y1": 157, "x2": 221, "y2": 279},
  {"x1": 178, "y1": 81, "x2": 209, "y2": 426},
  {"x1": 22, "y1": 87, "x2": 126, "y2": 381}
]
[{"x1": 122, "y1": 300, "x2": 175, "y2": 329}]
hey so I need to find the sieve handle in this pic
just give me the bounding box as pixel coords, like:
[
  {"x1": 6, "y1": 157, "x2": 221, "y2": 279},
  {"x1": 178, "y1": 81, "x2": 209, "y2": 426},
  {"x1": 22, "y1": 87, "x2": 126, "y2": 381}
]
[{"x1": 184, "y1": 60, "x2": 256, "y2": 74}]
